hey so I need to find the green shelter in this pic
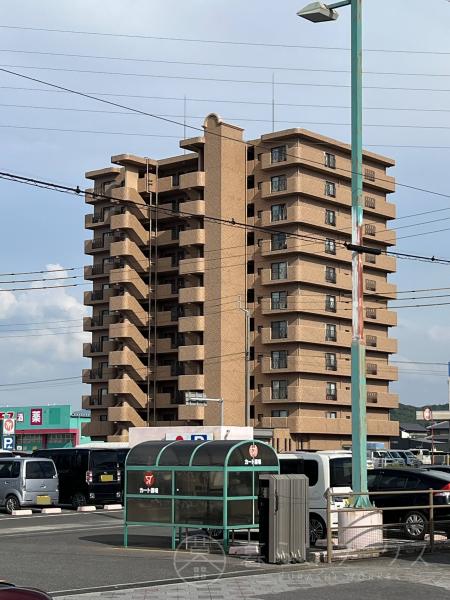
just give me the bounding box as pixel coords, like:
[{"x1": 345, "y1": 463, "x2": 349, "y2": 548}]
[{"x1": 124, "y1": 439, "x2": 279, "y2": 549}]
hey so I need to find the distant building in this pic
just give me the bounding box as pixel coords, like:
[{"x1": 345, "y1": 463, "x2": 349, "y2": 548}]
[
  {"x1": 0, "y1": 405, "x2": 91, "y2": 451},
  {"x1": 400, "y1": 422, "x2": 427, "y2": 440}
]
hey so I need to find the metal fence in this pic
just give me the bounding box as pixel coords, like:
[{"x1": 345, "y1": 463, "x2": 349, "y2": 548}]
[{"x1": 324, "y1": 488, "x2": 450, "y2": 563}]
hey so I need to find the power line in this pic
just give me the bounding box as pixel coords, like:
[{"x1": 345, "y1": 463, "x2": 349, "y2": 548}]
[
  {"x1": 0, "y1": 375, "x2": 80, "y2": 387},
  {"x1": 1, "y1": 25, "x2": 449, "y2": 56},
  {"x1": 3, "y1": 85, "x2": 450, "y2": 116},
  {"x1": 0, "y1": 275, "x2": 80, "y2": 284},
  {"x1": 5, "y1": 63, "x2": 450, "y2": 93},
  {"x1": 4, "y1": 65, "x2": 450, "y2": 206},
  {"x1": 2, "y1": 48, "x2": 450, "y2": 78},
  {"x1": 0, "y1": 266, "x2": 81, "y2": 276},
  {"x1": 0, "y1": 318, "x2": 81, "y2": 327},
  {"x1": 0, "y1": 283, "x2": 89, "y2": 293},
  {"x1": 4, "y1": 102, "x2": 450, "y2": 132}
]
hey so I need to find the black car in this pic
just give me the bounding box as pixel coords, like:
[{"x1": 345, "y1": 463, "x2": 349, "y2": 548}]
[
  {"x1": 368, "y1": 467, "x2": 450, "y2": 540},
  {"x1": 420, "y1": 465, "x2": 450, "y2": 474},
  {"x1": 33, "y1": 448, "x2": 122, "y2": 508}
]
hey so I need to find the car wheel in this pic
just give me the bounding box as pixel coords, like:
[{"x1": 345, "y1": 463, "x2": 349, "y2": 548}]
[
  {"x1": 5, "y1": 495, "x2": 20, "y2": 514},
  {"x1": 309, "y1": 514, "x2": 326, "y2": 547},
  {"x1": 71, "y1": 492, "x2": 87, "y2": 510},
  {"x1": 402, "y1": 511, "x2": 428, "y2": 540}
]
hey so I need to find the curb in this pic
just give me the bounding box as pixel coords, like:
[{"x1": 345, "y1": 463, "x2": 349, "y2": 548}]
[
  {"x1": 103, "y1": 504, "x2": 123, "y2": 511},
  {"x1": 77, "y1": 505, "x2": 96, "y2": 512},
  {"x1": 40, "y1": 507, "x2": 62, "y2": 515},
  {"x1": 11, "y1": 509, "x2": 32, "y2": 516}
]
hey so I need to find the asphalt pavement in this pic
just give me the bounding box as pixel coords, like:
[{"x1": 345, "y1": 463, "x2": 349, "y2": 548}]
[{"x1": 2, "y1": 509, "x2": 450, "y2": 599}]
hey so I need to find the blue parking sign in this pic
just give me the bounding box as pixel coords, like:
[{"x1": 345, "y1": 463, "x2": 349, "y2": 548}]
[{"x1": 2, "y1": 435, "x2": 15, "y2": 450}]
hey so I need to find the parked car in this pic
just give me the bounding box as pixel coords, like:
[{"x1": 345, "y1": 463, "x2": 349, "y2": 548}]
[
  {"x1": 369, "y1": 450, "x2": 399, "y2": 468},
  {"x1": 33, "y1": 448, "x2": 122, "y2": 508},
  {"x1": 279, "y1": 450, "x2": 352, "y2": 545},
  {"x1": 368, "y1": 467, "x2": 450, "y2": 540},
  {"x1": 0, "y1": 457, "x2": 58, "y2": 514},
  {"x1": 420, "y1": 465, "x2": 450, "y2": 474},
  {"x1": 410, "y1": 448, "x2": 432, "y2": 465},
  {"x1": 388, "y1": 451, "x2": 407, "y2": 466},
  {"x1": 396, "y1": 450, "x2": 422, "y2": 467}
]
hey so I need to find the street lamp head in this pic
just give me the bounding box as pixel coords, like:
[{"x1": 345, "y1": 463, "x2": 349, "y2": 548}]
[{"x1": 297, "y1": 2, "x2": 339, "y2": 22}]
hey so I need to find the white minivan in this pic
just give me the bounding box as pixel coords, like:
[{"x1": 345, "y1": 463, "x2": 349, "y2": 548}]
[{"x1": 278, "y1": 451, "x2": 352, "y2": 545}]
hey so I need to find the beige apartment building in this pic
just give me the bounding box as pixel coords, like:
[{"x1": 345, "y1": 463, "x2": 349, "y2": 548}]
[{"x1": 82, "y1": 113, "x2": 399, "y2": 451}]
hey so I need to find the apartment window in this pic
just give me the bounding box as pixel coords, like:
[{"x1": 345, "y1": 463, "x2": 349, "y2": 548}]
[
  {"x1": 364, "y1": 168, "x2": 376, "y2": 182},
  {"x1": 365, "y1": 224, "x2": 376, "y2": 236},
  {"x1": 257, "y1": 181, "x2": 263, "y2": 190},
  {"x1": 325, "y1": 323, "x2": 337, "y2": 342},
  {"x1": 324, "y1": 152, "x2": 336, "y2": 169},
  {"x1": 365, "y1": 307, "x2": 377, "y2": 319},
  {"x1": 99, "y1": 415, "x2": 108, "y2": 422},
  {"x1": 247, "y1": 288, "x2": 255, "y2": 303},
  {"x1": 247, "y1": 260, "x2": 255, "y2": 274},
  {"x1": 257, "y1": 153, "x2": 262, "y2": 161},
  {"x1": 325, "y1": 353, "x2": 337, "y2": 371},
  {"x1": 257, "y1": 210, "x2": 263, "y2": 218},
  {"x1": 247, "y1": 203, "x2": 255, "y2": 218},
  {"x1": 249, "y1": 317, "x2": 255, "y2": 331},
  {"x1": 325, "y1": 181, "x2": 336, "y2": 197},
  {"x1": 325, "y1": 209, "x2": 336, "y2": 226},
  {"x1": 326, "y1": 382, "x2": 337, "y2": 401},
  {"x1": 271, "y1": 232, "x2": 287, "y2": 251},
  {"x1": 271, "y1": 145, "x2": 287, "y2": 163},
  {"x1": 271, "y1": 175, "x2": 287, "y2": 193},
  {"x1": 365, "y1": 253, "x2": 376, "y2": 264},
  {"x1": 325, "y1": 238, "x2": 336, "y2": 255},
  {"x1": 271, "y1": 320, "x2": 288, "y2": 339},
  {"x1": 271, "y1": 350, "x2": 287, "y2": 369},
  {"x1": 271, "y1": 203, "x2": 287, "y2": 222},
  {"x1": 325, "y1": 266, "x2": 336, "y2": 283},
  {"x1": 367, "y1": 363, "x2": 378, "y2": 375},
  {"x1": 365, "y1": 196, "x2": 376, "y2": 209},
  {"x1": 365, "y1": 279, "x2": 376, "y2": 291},
  {"x1": 271, "y1": 380, "x2": 288, "y2": 400},
  {"x1": 367, "y1": 391, "x2": 378, "y2": 403},
  {"x1": 172, "y1": 173, "x2": 180, "y2": 186},
  {"x1": 247, "y1": 175, "x2": 255, "y2": 189},
  {"x1": 271, "y1": 262, "x2": 288, "y2": 280},
  {"x1": 271, "y1": 409, "x2": 289, "y2": 418},
  {"x1": 247, "y1": 146, "x2": 255, "y2": 161},
  {"x1": 325, "y1": 294, "x2": 337, "y2": 312},
  {"x1": 366, "y1": 335, "x2": 377, "y2": 347},
  {"x1": 271, "y1": 291, "x2": 287, "y2": 310},
  {"x1": 247, "y1": 231, "x2": 255, "y2": 246},
  {"x1": 326, "y1": 412, "x2": 337, "y2": 419}
]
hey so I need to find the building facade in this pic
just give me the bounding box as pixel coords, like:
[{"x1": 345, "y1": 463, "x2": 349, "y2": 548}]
[
  {"x1": 82, "y1": 114, "x2": 399, "y2": 451},
  {"x1": 0, "y1": 406, "x2": 91, "y2": 451}
]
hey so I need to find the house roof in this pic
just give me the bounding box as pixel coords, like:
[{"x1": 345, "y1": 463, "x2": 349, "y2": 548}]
[{"x1": 400, "y1": 422, "x2": 427, "y2": 433}]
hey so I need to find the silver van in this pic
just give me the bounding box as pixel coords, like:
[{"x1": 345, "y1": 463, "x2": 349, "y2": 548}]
[{"x1": 0, "y1": 457, "x2": 58, "y2": 514}]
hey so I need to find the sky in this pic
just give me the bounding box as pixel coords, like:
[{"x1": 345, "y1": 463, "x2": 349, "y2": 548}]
[{"x1": 0, "y1": 0, "x2": 449, "y2": 410}]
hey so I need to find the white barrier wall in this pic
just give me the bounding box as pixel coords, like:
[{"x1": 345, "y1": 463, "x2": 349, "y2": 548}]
[{"x1": 129, "y1": 426, "x2": 254, "y2": 447}]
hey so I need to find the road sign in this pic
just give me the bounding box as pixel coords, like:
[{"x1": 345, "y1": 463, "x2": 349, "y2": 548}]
[
  {"x1": 2, "y1": 418, "x2": 15, "y2": 435},
  {"x1": 422, "y1": 407, "x2": 433, "y2": 421},
  {"x1": 2, "y1": 435, "x2": 15, "y2": 451}
]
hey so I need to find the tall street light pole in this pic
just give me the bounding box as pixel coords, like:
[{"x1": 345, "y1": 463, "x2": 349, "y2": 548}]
[{"x1": 297, "y1": 0, "x2": 372, "y2": 507}]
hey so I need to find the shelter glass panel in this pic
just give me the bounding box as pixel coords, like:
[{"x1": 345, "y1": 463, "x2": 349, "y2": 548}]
[
  {"x1": 127, "y1": 498, "x2": 172, "y2": 523},
  {"x1": 228, "y1": 500, "x2": 254, "y2": 525},
  {"x1": 175, "y1": 500, "x2": 223, "y2": 526},
  {"x1": 228, "y1": 471, "x2": 253, "y2": 497},
  {"x1": 126, "y1": 442, "x2": 171, "y2": 467},
  {"x1": 175, "y1": 471, "x2": 223, "y2": 497},
  {"x1": 127, "y1": 470, "x2": 172, "y2": 495}
]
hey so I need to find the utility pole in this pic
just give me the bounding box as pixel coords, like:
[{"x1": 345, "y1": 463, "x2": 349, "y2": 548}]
[{"x1": 239, "y1": 297, "x2": 251, "y2": 427}]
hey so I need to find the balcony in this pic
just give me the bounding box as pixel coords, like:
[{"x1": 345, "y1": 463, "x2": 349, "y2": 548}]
[
  {"x1": 81, "y1": 420, "x2": 115, "y2": 437},
  {"x1": 84, "y1": 288, "x2": 117, "y2": 306},
  {"x1": 181, "y1": 199, "x2": 205, "y2": 217},
  {"x1": 107, "y1": 405, "x2": 146, "y2": 427},
  {"x1": 110, "y1": 212, "x2": 149, "y2": 246},
  {"x1": 156, "y1": 365, "x2": 178, "y2": 379},
  {"x1": 109, "y1": 348, "x2": 147, "y2": 380},
  {"x1": 178, "y1": 404, "x2": 205, "y2": 421},
  {"x1": 179, "y1": 229, "x2": 205, "y2": 247},
  {"x1": 109, "y1": 266, "x2": 147, "y2": 299},
  {"x1": 110, "y1": 292, "x2": 149, "y2": 327},
  {"x1": 157, "y1": 256, "x2": 179, "y2": 273},
  {"x1": 178, "y1": 315, "x2": 205, "y2": 333},
  {"x1": 109, "y1": 321, "x2": 148, "y2": 354},
  {"x1": 157, "y1": 337, "x2": 179, "y2": 353},
  {"x1": 82, "y1": 367, "x2": 116, "y2": 383},
  {"x1": 156, "y1": 283, "x2": 178, "y2": 300},
  {"x1": 157, "y1": 310, "x2": 179, "y2": 327},
  {"x1": 179, "y1": 257, "x2": 205, "y2": 275},
  {"x1": 258, "y1": 416, "x2": 398, "y2": 437},
  {"x1": 157, "y1": 229, "x2": 180, "y2": 246},
  {"x1": 365, "y1": 335, "x2": 398, "y2": 354},
  {"x1": 179, "y1": 286, "x2": 205, "y2": 304},
  {"x1": 178, "y1": 345, "x2": 204, "y2": 361},
  {"x1": 178, "y1": 374, "x2": 205, "y2": 390},
  {"x1": 110, "y1": 240, "x2": 148, "y2": 272},
  {"x1": 109, "y1": 376, "x2": 147, "y2": 409},
  {"x1": 82, "y1": 340, "x2": 117, "y2": 357},
  {"x1": 159, "y1": 171, "x2": 205, "y2": 193}
]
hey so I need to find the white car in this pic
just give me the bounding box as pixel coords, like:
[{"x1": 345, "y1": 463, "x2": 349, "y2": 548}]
[{"x1": 278, "y1": 450, "x2": 352, "y2": 545}]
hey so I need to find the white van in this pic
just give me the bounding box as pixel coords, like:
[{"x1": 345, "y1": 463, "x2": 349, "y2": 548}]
[{"x1": 278, "y1": 451, "x2": 352, "y2": 545}]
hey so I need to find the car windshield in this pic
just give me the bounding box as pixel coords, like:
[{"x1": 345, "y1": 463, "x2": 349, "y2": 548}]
[{"x1": 330, "y1": 457, "x2": 352, "y2": 487}]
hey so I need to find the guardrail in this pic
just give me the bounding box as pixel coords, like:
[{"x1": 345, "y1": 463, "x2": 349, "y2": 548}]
[{"x1": 324, "y1": 488, "x2": 450, "y2": 563}]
